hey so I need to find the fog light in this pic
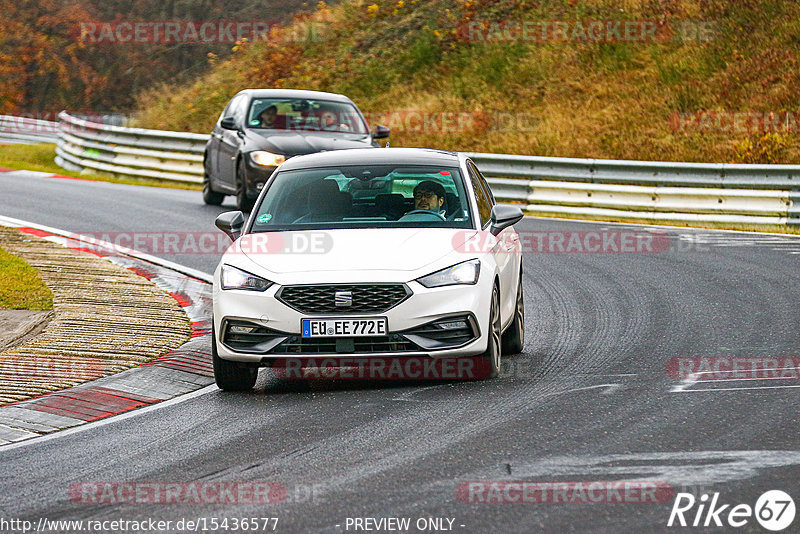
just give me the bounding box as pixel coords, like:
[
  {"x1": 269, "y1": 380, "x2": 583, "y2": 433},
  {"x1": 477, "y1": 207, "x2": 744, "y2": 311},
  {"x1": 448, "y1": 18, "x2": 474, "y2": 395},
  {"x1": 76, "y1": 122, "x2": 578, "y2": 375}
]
[
  {"x1": 229, "y1": 325, "x2": 257, "y2": 334},
  {"x1": 437, "y1": 320, "x2": 469, "y2": 330}
]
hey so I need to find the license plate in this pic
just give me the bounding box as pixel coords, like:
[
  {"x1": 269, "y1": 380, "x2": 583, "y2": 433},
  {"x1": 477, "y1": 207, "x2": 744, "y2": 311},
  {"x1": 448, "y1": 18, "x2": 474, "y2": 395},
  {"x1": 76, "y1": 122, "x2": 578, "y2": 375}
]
[{"x1": 301, "y1": 317, "x2": 387, "y2": 338}]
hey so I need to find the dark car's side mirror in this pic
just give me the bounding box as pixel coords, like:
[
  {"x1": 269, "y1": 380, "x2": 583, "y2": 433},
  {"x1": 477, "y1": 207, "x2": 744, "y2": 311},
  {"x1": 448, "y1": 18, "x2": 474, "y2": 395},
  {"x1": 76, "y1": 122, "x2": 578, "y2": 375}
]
[
  {"x1": 490, "y1": 205, "x2": 524, "y2": 236},
  {"x1": 220, "y1": 117, "x2": 238, "y2": 130},
  {"x1": 372, "y1": 124, "x2": 390, "y2": 139},
  {"x1": 216, "y1": 211, "x2": 245, "y2": 241}
]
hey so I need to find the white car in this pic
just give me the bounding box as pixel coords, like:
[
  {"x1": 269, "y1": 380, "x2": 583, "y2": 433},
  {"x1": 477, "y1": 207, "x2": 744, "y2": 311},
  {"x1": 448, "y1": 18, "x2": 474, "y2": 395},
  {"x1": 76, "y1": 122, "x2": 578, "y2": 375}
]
[{"x1": 212, "y1": 148, "x2": 525, "y2": 390}]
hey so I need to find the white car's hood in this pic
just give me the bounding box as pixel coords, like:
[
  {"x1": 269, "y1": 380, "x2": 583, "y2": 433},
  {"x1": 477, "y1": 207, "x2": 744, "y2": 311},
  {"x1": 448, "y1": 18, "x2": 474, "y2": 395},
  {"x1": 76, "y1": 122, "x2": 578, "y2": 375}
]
[{"x1": 233, "y1": 228, "x2": 478, "y2": 274}]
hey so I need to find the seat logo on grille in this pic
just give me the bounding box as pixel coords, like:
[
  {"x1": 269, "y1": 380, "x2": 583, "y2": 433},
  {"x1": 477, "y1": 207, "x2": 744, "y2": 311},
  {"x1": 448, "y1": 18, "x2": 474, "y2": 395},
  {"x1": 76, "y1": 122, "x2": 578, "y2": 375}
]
[{"x1": 334, "y1": 290, "x2": 353, "y2": 307}]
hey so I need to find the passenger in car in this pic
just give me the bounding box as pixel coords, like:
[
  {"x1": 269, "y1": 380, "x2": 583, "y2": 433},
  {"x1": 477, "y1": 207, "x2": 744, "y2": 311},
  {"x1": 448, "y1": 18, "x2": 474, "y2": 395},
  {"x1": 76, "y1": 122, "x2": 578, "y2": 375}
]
[
  {"x1": 320, "y1": 111, "x2": 351, "y2": 132},
  {"x1": 293, "y1": 180, "x2": 351, "y2": 223}
]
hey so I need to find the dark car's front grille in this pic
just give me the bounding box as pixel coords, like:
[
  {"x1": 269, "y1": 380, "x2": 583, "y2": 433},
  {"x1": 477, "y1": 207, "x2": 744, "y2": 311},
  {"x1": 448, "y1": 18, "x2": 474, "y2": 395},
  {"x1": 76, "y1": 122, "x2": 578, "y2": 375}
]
[
  {"x1": 276, "y1": 284, "x2": 410, "y2": 314},
  {"x1": 271, "y1": 335, "x2": 418, "y2": 354}
]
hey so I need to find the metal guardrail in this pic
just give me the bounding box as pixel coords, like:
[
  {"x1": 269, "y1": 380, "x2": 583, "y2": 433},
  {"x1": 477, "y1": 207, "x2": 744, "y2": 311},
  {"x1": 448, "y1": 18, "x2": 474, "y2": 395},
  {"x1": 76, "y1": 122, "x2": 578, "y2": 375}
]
[
  {"x1": 468, "y1": 154, "x2": 800, "y2": 227},
  {"x1": 55, "y1": 112, "x2": 207, "y2": 184},
  {"x1": 41, "y1": 112, "x2": 800, "y2": 227},
  {"x1": 0, "y1": 115, "x2": 60, "y2": 144}
]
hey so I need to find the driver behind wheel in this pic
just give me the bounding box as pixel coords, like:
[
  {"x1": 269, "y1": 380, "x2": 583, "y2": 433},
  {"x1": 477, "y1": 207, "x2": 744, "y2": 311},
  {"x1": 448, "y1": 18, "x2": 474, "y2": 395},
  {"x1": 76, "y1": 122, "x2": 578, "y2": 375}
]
[{"x1": 413, "y1": 180, "x2": 447, "y2": 217}]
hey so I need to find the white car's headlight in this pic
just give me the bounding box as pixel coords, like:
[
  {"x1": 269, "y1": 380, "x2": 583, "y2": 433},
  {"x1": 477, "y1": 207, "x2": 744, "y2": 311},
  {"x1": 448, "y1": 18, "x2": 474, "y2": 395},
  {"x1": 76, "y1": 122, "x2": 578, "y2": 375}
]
[
  {"x1": 221, "y1": 264, "x2": 273, "y2": 291},
  {"x1": 417, "y1": 259, "x2": 480, "y2": 288},
  {"x1": 249, "y1": 151, "x2": 286, "y2": 167}
]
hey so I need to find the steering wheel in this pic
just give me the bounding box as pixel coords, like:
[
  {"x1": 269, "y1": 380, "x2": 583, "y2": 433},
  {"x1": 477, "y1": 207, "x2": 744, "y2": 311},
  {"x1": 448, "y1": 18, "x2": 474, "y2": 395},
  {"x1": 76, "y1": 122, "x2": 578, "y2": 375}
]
[{"x1": 400, "y1": 209, "x2": 446, "y2": 221}]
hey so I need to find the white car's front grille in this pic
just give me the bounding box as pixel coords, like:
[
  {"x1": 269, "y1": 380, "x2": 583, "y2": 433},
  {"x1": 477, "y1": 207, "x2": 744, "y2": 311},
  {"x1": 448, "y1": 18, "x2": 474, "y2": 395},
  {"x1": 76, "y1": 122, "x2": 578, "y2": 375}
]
[{"x1": 275, "y1": 284, "x2": 411, "y2": 314}]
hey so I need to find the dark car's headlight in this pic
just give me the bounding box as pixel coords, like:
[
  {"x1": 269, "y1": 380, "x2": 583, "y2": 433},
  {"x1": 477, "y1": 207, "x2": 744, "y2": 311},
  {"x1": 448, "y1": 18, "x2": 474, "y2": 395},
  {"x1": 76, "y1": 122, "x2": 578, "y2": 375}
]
[
  {"x1": 221, "y1": 265, "x2": 273, "y2": 291},
  {"x1": 249, "y1": 151, "x2": 286, "y2": 167},
  {"x1": 417, "y1": 259, "x2": 480, "y2": 288}
]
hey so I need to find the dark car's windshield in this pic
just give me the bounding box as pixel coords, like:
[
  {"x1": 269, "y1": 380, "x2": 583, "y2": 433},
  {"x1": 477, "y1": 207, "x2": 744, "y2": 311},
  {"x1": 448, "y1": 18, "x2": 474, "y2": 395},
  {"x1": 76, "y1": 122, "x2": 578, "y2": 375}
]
[
  {"x1": 247, "y1": 98, "x2": 369, "y2": 134},
  {"x1": 251, "y1": 165, "x2": 473, "y2": 231}
]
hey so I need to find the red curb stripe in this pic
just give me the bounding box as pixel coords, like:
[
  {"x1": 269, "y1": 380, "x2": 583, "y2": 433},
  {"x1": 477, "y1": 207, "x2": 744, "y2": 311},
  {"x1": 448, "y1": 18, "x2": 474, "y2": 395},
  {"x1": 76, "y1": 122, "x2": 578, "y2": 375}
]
[
  {"x1": 26, "y1": 397, "x2": 114, "y2": 420},
  {"x1": 152, "y1": 353, "x2": 211, "y2": 364},
  {"x1": 168, "y1": 292, "x2": 192, "y2": 307},
  {"x1": 25, "y1": 404, "x2": 105, "y2": 421},
  {"x1": 149, "y1": 349, "x2": 211, "y2": 365},
  {"x1": 155, "y1": 362, "x2": 214, "y2": 376},
  {"x1": 128, "y1": 267, "x2": 155, "y2": 279},
  {"x1": 18, "y1": 227, "x2": 107, "y2": 257},
  {"x1": 158, "y1": 356, "x2": 213, "y2": 368},
  {"x1": 52, "y1": 389, "x2": 149, "y2": 412},
  {"x1": 66, "y1": 246, "x2": 106, "y2": 257},
  {"x1": 18, "y1": 227, "x2": 53, "y2": 238},
  {"x1": 91, "y1": 387, "x2": 160, "y2": 404}
]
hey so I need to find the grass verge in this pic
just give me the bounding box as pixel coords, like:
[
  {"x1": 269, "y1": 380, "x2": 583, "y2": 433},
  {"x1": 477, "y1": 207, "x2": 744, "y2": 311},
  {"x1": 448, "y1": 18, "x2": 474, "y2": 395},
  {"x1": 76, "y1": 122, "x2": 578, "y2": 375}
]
[
  {"x1": 132, "y1": 0, "x2": 800, "y2": 164},
  {"x1": 0, "y1": 143, "x2": 201, "y2": 191},
  {"x1": 0, "y1": 246, "x2": 53, "y2": 310}
]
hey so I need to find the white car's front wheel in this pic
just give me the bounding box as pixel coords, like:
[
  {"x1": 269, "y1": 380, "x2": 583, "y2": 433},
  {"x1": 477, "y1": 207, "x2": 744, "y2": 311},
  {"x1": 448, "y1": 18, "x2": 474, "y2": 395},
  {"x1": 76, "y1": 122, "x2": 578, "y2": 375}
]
[
  {"x1": 502, "y1": 272, "x2": 524, "y2": 355},
  {"x1": 481, "y1": 284, "x2": 502, "y2": 379},
  {"x1": 212, "y1": 326, "x2": 258, "y2": 391}
]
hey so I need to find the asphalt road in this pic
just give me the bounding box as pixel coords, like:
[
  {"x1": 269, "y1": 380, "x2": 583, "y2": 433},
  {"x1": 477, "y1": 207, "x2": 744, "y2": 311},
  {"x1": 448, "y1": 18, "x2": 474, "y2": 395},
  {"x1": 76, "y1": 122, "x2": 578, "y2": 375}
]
[{"x1": 1, "y1": 172, "x2": 799, "y2": 533}]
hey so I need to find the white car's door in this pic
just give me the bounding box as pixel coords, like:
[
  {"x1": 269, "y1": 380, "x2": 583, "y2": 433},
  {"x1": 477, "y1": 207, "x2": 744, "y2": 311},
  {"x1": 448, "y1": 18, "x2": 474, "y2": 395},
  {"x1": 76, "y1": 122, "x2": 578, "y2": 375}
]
[{"x1": 467, "y1": 162, "x2": 517, "y2": 325}]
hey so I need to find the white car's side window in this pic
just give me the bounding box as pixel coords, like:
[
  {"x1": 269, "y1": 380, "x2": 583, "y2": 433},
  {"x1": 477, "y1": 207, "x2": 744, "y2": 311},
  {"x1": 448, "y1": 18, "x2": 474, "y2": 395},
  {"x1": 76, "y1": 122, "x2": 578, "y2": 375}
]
[{"x1": 468, "y1": 162, "x2": 492, "y2": 227}]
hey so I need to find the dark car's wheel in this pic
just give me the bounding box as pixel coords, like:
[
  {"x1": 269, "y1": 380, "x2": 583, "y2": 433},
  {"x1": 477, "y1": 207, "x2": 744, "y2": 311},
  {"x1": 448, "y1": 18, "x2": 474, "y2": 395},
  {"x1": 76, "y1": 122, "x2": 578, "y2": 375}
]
[
  {"x1": 202, "y1": 171, "x2": 225, "y2": 206},
  {"x1": 480, "y1": 284, "x2": 502, "y2": 379},
  {"x1": 235, "y1": 162, "x2": 255, "y2": 212},
  {"x1": 212, "y1": 326, "x2": 258, "y2": 391},
  {"x1": 502, "y1": 272, "x2": 525, "y2": 354}
]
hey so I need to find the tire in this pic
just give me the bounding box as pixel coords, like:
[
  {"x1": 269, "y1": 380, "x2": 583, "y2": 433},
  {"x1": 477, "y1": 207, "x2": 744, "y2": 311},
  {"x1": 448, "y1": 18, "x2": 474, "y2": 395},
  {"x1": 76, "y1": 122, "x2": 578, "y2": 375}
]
[
  {"x1": 235, "y1": 163, "x2": 255, "y2": 212},
  {"x1": 480, "y1": 284, "x2": 502, "y2": 379},
  {"x1": 212, "y1": 326, "x2": 258, "y2": 391},
  {"x1": 501, "y1": 272, "x2": 525, "y2": 355},
  {"x1": 202, "y1": 171, "x2": 225, "y2": 206}
]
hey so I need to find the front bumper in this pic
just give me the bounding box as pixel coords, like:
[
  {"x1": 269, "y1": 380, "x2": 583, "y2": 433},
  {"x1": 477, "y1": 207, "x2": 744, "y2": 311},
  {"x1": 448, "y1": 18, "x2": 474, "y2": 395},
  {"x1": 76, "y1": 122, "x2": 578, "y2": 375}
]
[
  {"x1": 213, "y1": 276, "x2": 493, "y2": 364},
  {"x1": 243, "y1": 158, "x2": 278, "y2": 198}
]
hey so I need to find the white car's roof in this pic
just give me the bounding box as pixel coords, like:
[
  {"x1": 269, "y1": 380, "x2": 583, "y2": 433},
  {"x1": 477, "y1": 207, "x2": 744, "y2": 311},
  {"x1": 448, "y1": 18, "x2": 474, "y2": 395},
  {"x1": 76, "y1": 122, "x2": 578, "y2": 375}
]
[{"x1": 278, "y1": 147, "x2": 461, "y2": 172}]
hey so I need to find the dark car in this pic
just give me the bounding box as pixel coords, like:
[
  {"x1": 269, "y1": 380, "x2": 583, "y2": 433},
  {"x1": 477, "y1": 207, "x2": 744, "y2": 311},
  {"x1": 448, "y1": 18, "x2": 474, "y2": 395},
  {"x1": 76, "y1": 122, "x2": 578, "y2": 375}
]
[{"x1": 203, "y1": 89, "x2": 390, "y2": 211}]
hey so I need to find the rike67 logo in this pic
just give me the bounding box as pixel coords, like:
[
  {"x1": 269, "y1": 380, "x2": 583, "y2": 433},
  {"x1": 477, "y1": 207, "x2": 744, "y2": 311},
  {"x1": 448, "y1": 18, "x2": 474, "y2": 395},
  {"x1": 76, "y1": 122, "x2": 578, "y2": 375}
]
[{"x1": 668, "y1": 490, "x2": 795, "y2": 531}]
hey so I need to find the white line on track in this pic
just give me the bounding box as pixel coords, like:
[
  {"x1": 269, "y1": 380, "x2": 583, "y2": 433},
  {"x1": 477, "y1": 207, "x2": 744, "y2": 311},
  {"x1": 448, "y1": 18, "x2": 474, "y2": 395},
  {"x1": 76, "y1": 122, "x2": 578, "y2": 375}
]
[
  {"x1": 0, "y1": 384, "x2": 219, "y2": 453},
  {"x1": 676, "y1": 384, "x2": 800, "y2": 393}
]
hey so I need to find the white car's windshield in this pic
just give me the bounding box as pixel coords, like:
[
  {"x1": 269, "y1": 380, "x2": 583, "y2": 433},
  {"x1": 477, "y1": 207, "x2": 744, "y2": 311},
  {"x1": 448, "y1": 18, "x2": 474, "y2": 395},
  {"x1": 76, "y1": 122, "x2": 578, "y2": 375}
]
[
  {"x1": 247, "y1": 98, "x2": 369, "y2": 134},
  {"x1": 251, "y1": 165, "x2": 473, "y2": 231}
]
